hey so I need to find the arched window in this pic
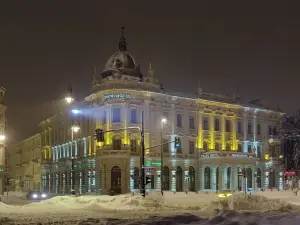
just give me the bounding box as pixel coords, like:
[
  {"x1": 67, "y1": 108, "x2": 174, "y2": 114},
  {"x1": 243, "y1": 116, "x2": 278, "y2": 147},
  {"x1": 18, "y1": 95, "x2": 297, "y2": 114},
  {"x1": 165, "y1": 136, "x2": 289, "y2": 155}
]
[
  {"x1": 227, "y1": 167, "x2": 231, "y2": 189},
  {"x1": 247, "y1": 168, "x2": 252, "y2": 188},
  {"x1": 112, "y1": 136, "x2": 122, "y2": 150},
  {"x1": 189, "y1": 166, "x2": 196, "y2": 192},
  {"x1": 204, "y1": 167, "x2": 211, "y2": 189},
  {"x1": 256, "y1": 168, "x2": 261, "y2": 188}
]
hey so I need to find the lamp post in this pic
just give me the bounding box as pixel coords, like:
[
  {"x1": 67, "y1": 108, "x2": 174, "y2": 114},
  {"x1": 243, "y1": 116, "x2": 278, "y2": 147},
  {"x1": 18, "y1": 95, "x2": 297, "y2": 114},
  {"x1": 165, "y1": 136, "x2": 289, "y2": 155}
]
[
  {"x1": 71, "y1": 125, "x2": 80, "y2": 196},
  {"x1": 160, "y1": 118, "x2": 167, "y2": 195}
]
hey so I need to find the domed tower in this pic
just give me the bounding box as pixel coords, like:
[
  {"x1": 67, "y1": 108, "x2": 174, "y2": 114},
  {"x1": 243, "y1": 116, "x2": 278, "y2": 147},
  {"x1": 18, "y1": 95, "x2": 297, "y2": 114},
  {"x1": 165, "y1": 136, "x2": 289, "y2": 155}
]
[{"x1": 91, "y1": 27, "x2": 161, "y2": 93}]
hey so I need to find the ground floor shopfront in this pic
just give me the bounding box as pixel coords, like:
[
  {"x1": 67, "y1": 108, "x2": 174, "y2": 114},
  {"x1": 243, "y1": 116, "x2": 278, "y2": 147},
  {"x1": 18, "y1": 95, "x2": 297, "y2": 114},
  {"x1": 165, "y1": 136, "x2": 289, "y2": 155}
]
[{"x1": 41, "y1": 154, "x2": 284, "y2": 194}]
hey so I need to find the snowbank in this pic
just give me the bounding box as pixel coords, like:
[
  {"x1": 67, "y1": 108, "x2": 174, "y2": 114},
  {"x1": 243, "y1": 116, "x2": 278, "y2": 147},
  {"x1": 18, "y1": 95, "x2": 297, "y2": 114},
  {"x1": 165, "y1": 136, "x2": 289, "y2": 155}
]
[
  {"x1": 0, "y1": 192, "x2": 29, "y2": 205},
  {"x1": 201, "y1": 193, "x2": 300, "y2": 213}
]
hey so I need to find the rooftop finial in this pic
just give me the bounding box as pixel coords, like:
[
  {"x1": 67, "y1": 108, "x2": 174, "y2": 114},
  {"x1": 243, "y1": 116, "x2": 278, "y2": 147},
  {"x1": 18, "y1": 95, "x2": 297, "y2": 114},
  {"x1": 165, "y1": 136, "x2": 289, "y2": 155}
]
[
  {"x1": 197, "y1": 80, "x2": 203, "y2": 96},
  {"x1": 118, "y1": 26, "x2": 127, "y2": 51}
]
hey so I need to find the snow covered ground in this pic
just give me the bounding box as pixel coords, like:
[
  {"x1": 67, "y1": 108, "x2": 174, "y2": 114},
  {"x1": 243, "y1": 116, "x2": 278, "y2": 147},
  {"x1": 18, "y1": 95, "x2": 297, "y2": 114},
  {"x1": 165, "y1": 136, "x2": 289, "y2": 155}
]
[{"x1": 1, "y1": 191, "x2": 300, "y2": 224}]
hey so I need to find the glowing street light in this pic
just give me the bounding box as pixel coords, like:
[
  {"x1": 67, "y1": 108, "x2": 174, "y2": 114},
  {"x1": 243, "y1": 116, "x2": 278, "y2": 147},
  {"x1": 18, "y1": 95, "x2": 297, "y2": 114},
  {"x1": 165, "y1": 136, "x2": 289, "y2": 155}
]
[
  {"x1": 161, "y1": 118, "x2": 167, "y2": 124},
  {"x1": 0, "y1": 135, "x2": 5, "y2": 141},
  {"x1": 65, "y1": 85, "x2": 74, "y2": 104},
  {"x1": 65, "y1": 96, "x2": 74, "y2": 104},
  {"x1": 71, "y1": 109, "x2": 81, "y2": 115},
  {"x1": 71, "y1": 125, "x2": 80, "y2": 133}
]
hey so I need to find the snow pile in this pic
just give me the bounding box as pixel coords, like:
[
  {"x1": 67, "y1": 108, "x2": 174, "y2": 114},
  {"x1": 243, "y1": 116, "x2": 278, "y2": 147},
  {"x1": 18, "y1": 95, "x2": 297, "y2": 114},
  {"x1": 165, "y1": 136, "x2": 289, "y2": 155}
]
[
  {"x1": 0, "y1": 192, "x2": 29, "y2": 205},
  {"x1": 201, "y1": 193, "x2": 299, "y2": 213}
]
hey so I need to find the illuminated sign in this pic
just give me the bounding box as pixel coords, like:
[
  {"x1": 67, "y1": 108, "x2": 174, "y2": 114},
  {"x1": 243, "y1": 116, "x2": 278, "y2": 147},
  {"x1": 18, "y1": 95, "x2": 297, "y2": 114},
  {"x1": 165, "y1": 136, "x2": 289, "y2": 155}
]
[
  {"x1": 104, "y1": 93, "x2": 132, "y2": 100},
  {"x1": 201, "y1": 154, "x2": 219, "y2": 158},
  {"x1": 0, "y1": 168, "x2": 4, "y2": 172},
  {"x1": 231, "y1": 154, "x2": 248, "y2": 157},
  {"x1": 145, "y1": 161, "x2": 161, "y2": 166}
]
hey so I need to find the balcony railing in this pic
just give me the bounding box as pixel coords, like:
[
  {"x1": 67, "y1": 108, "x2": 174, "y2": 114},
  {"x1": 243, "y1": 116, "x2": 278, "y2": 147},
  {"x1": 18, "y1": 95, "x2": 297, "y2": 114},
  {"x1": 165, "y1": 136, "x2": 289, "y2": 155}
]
[
  {"x1": 98, "y1": 150, "x2": 131, "y2": 156},
  {"x1": 200, "y1": 151, "x2": 256, "y2": 158}
]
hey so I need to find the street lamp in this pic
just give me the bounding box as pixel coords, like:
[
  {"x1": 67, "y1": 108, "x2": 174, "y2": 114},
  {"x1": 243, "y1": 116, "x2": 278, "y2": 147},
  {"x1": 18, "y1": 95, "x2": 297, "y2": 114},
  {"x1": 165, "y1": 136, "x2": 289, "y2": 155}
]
[
  {"x1": 71, "y1": 109, "x2": 81, "y2": 115},
  {"x1": 65, "y1": 85, "x2": 74, "y2": 104},
  {"x1": 0, "y1": 135, "x2": 5, "y2": 141},
  {"x1": 160, "y1": 118, "x2": 167, "y2": 195},
  {"x1": 71, "y1": 125, "x2": 80, "y2": 196}
]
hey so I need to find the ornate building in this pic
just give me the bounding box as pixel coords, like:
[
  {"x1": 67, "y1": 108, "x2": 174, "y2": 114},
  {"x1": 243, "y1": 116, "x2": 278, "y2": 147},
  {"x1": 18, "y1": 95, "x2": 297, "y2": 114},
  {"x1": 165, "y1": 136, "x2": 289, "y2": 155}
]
[
  {"x1": 0, "y1": 86, "x2": 6, "y2": 194},
  {"x1": 37, "y1": 31, "x2": 284, "y2": 195},
  {"x1": 6, "y1": 134, "x2": 42, "y2": 192}
]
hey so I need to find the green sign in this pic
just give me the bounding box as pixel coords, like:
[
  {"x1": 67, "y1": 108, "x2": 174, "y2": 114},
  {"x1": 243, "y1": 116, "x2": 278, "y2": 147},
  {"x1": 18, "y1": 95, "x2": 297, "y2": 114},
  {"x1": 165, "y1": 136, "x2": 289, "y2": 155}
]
[
  {"x1": 0, "y1": 168, "x2": 4, "y2": 172},
  {"x1": 74, "y1": 164, "x2": 88, "y2": 169},
  {"x1": 145, "y1": 161, "x2": 161, "y2": 166}
]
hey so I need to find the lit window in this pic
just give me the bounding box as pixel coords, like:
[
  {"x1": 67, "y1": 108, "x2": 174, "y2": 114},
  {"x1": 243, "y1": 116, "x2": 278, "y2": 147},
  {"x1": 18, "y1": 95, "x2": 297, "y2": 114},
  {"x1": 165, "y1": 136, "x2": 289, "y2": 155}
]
[
  {"x1": 215, "y1": 119, "x2": 220, "y2": 131},
  {"x1": 189, "y1": 116, "x2": 195, "y2": 129},
  {"x1": 130, "y1": 109, "x2": 137, "y2": 124},
  {"x1": 203, "y1": 142, "x2": 208, "y2": 151},
  {"x1": 112, "y1": 108, "x2": 121, "y2": 123},
  {"x1": 189, "y1": 141, "x2": 195, "y2": 154},
  {"x1": 176, "y1": 114, "x2": 182, "y2": 127},
  {"x1": 113, "y1": 137, "x2": 122, "y2": 150}
]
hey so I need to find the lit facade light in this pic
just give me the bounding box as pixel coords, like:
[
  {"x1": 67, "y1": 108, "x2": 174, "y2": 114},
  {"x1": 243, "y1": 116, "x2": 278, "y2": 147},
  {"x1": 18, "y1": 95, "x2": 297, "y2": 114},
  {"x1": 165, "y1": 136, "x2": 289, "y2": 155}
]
[
  {"x1": 71, "y1": 109, "x2": 81, "y2": 115},
  {"x1": 65, "y1": 96, "x2": 74, "y2": 104},
  {"x1": 71, "y1": 126, "x2": 80, "y2": 133},
  {"x1": 161, "y1": 118, "x2": 167, "y2": 124},
  {"x1": 0, "y1": 134, "x2": 5, "y2": 141}
]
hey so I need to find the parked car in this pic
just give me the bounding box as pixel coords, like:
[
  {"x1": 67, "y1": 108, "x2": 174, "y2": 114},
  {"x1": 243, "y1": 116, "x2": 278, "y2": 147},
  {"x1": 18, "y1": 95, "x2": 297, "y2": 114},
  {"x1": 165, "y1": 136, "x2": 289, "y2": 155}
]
[{"x1": 27, "y1": 191, "x2": 48, "y2": 200}]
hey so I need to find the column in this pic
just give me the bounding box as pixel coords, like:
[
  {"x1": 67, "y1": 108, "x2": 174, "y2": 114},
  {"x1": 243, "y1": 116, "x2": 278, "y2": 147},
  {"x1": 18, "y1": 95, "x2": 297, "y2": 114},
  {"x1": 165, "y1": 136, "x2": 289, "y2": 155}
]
[
  {"x1": 209, "y1": 114, "x2": 215, "y2": 150},
  {"x1": 198, "y1": 165, "x2": 204, "y2": 191},
  {"x1": 232, "y1": 166, "x2": 238, "y2": 190},
  {"x1": 243, "y1": 112, "x2": 248, "y2": 152},
  {"x1": 211, "y1": 167, "x2": 217, "y2": 191},
  {"x1": 123, "y1": 103, "x2": 129, "y2": 145},
  {"x1": 232, "y1": 116, "x2": 237, "y2": 150},
  {"x1": 197, "y1": 111, "x2": 203, "y2": 149},
  {"x1": 221, "y1": 116, "x2": 225, "y2": 150}
]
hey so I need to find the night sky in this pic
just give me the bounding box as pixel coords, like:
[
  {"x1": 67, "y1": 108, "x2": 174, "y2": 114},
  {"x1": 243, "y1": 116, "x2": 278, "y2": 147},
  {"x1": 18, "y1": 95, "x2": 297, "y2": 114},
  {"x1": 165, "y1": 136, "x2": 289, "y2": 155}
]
[{"x1": 0, "y1": 1, "x2": 296, "y2": 141}]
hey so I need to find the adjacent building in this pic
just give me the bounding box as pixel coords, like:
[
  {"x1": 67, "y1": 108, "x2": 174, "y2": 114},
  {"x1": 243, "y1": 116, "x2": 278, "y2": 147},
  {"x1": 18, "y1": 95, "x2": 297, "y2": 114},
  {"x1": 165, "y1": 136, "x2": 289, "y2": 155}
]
[
  {"x1": 6, "y1": 134, "x2": 41, "y2": 192},
  {"x1": 0, "y1": 86, "x2": 6, "y2": 194},
  {"x1": 8, "y1": 31, "x2": 284, "y2": 194}
]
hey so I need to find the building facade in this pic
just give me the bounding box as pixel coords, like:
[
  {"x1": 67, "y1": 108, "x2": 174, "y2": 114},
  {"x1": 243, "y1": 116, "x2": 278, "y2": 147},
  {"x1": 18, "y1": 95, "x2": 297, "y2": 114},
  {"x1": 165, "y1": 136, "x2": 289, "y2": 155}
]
[
  {"x1": 6, "y1": 134, "x2": 42, "y2": 192},
  {"x1": 0, "y1": 86, "x2": 6, "y2": 194},
  {"x1": 37, "y1": 33, "x2": 284, "y2": 195}
]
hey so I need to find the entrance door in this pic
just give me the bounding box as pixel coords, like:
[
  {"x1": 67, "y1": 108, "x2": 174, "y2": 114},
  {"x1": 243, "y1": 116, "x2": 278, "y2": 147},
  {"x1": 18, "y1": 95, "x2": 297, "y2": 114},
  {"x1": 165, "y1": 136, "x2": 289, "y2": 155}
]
[
  {"x1": 216, "y1": 167, "x2": 219, "y2": 191},
  {"x1": 176, "y1": 166, "x2": 183, "y2": 192},
  {"x1": 111, "y1": 166, "x2": 122, "y2": 194}
]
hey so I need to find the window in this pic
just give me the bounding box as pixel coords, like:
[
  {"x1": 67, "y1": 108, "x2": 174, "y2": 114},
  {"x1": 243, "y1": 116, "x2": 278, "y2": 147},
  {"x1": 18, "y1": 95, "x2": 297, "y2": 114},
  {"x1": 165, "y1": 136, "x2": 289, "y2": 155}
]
[
  {"x1": 248, "y1": 145, "x2": 252, "y2": 153},
  {"x1": 225, "y1": 120, "x2": 231, "y2": 132},
  {"x1": 112, "y1": 137, "x2": 122, "y2": 150},
  {"x1": 130, "y1": 109, "x2": 137, "y2": 123},
  {"x1": 130, "y1": 139, "x2": 137, "y2": 152},
  {"x1": 176, "y1": 139, "x2": 182, "y2": 154},
  {"x1": 273, "y1": 127, "x2": 277, "y2": 135},
  {"x1": 248, "y1": 123, "x2": 252, "y2": 134},
  {"x1": 268, "y1": 125, "x2": 272, "y2": 135},
  {"x1": 203, "y1": 117, "x2": 209, "y2": 130},
  {"x1": 214, "y1": 118, "x2": 220, "y2": 131},
  {"x1": 163, "y1": 138, "x2": 169, "y2": 153},
  {"x1": 238, "y1": 144, "x2": 242, "y2": 152},
  {"x1": 257, "y1": 145, "x2": 261, "y2": 158},
  {"x1": 215, "y1": 142, "x2": 220, "y2": 151},
  {"x1": 102, "y1": 110, "x2": 107, "y2": 125},
  {"x1": 176, "y1": 114, "x2": 182, "y2": 127},
  {"x1": 237, "y1": 121, "x2": 242, "y2": 133},
  {"x1": 189, "y1": 141, "x2": 195, "y2": 154},
  {"x1": 257, "y1": 124, "x2": 261, "y2": 135},
  {"x1": 112, "y1": 108, "x2": 121, "y2": 123},
  {"x1": 226, "y1": 144, "x2": 231, "y2": 151},
  {"x1": 189, "y1": 116, "x2": 195, "y2": 129},
  {"x1": 204, "y1": 167, "x2": 211, "y2": 189},
  {"x1": 203, "y1": 142, "x2": 208, "y2": 151}
]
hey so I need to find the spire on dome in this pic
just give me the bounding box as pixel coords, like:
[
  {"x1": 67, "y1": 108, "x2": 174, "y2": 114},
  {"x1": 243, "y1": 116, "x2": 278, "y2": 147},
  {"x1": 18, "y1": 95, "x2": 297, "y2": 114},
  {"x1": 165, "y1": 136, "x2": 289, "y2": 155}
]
[
  {"x1": 197, "y1": 80, "x2": 203, "y2": 96},
  {"x1": 118, "y1": 26, "x2": 127, "y2": 51}
]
